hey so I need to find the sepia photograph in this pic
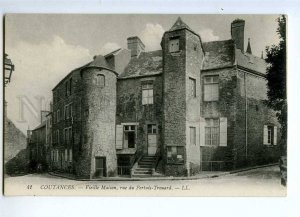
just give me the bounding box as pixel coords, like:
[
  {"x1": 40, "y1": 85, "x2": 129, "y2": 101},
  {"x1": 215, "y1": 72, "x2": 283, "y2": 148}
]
[{"x1": 3, "y1": 14, "x2": 287, "y2": 196}]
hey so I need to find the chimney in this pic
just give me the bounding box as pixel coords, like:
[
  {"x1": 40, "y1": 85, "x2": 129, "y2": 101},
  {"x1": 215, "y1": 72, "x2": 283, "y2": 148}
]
[
  {"x1": 127, "y1": 36, "x2": 145, "y2": 58},
  {"x1": 231, "y1": 19, "x2": 245, "y2": 52}
]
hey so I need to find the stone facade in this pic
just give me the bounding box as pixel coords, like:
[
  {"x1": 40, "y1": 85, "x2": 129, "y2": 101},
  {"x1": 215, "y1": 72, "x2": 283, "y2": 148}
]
[{"x1": 29, "y1": 17, "x2": 281, "y2": 178}]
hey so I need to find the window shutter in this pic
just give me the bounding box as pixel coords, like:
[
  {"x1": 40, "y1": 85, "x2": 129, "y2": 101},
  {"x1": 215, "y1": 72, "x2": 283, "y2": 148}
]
[
  {"x1": 65, "y1": 149, "x2": 68, "y2": 161},
  {"x1": 116, "y1": 125, "x2": 123, "y2": 149},
  {"x1": 69, "y1": 149, "x2": 72, "y2": 162},
  {"x1": 219, "y1": 117, "x2": 227, "y2": 147},
  {"x1": 200, "y1": 117, "x2": 206, "y2": 146},
  {"x1": 273, "y1": 126, "x2": 277, "y2": 145},
  {"x1": 263, "y1": 125, "x2": 268, "y2": 145}
]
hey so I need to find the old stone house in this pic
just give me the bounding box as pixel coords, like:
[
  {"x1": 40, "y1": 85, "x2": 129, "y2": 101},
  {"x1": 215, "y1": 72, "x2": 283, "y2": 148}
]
[{"x1": 29, "y1": 17, "x2": 280, "y2": 178}]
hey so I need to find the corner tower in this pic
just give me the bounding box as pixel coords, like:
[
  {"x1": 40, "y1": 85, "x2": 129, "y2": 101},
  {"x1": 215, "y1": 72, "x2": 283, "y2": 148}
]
[{"x1": 161, "y1": 17, "x2": 204, "y2": 176}]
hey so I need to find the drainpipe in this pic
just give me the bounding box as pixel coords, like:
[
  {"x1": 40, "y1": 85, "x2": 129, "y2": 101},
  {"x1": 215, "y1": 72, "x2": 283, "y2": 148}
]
[{"x1": 244, "y1": 72, "x2": 248, "y2": 160}]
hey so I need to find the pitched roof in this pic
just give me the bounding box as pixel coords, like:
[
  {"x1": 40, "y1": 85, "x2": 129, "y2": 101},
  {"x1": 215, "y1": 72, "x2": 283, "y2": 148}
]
[
  {"x1": 104, "y1": 48, "x2": 121, "y2": 57},
  {"x1": 33, "y1": 121, "x2": 46, "y2": 131},
  {"x1": 235, "y1": 49, "x2": 267, "y2": 74},
  {"x1": 119, "y1": 50, "x2": 162, "y2": 79},
  {"x1": 85, "y1": 55, "x2": 112, "y2": 69},
  {"x1": 202, "y1": 40, "x2": 235, "y2": 70},
  {"x1": 169, "y1": 17, "x2": 192, "y2": 32}
]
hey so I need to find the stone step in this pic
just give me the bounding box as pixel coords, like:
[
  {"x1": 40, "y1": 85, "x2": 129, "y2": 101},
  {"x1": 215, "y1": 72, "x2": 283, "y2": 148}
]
[
  {"x1": 138, "y1": 165, "x2": 153, "y2": 168},
  {"x1": 133, "y1": 171, "x2": 152, "y2": 175},
  {"x1": 135, "y1": 168, "x2": 152, "y2": 172},
  {"x1": 138, "y1": 162, "x2": 153, "y2": 166},
  {"x1": 140, "y1": 159, "x2": 155, "y2": 162}
]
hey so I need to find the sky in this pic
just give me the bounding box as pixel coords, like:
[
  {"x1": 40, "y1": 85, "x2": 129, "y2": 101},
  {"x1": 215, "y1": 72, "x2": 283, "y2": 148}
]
[{"x1": 4, "y1": 14, "x2": 280, "y2": 134}]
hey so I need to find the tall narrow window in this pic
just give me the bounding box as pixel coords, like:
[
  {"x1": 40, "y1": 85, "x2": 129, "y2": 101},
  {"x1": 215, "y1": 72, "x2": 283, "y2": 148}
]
[
  {"x1": 204, "y1": 75, "x2": 219, "y2": 101},
  {"x1": 96, "y1": 74, "x2": 105, "y2": 87},
  {"x1": 190, "y1": 127, "x2": 196, "y2": 145},
  {"x1": 123, "y1": 125, "x2": 136, "y2": 149},
  {"x1": 57, "y1": 109, "x2": 60, "y2": 122},
  {"x1": 189, "y1": 77, "x2": 196, "y2": 97},
  {"x1": 142, "y1": 82, "x2": 154, "y2": 105},
  {"x1": 264, "y1": 125, "x2": 277, "y2": 145},
  {"x1": 205, "y1": 119, "x2": 220, "y2": 146}
]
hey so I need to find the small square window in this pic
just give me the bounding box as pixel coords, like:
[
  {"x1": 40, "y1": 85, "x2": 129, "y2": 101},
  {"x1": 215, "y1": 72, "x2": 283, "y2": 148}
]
[{"x1": 169, "y1": 38, "x2": 180, "y2": 53}]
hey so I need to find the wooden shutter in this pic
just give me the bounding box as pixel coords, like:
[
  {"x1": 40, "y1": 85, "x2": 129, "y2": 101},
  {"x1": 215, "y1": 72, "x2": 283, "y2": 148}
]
[
  {"x1": 273, "y1": 126, "x2": 277, "y2": 145},
  {"x1": 116, "y1": 125, "x2": 123, "y2": 149},
  {"x1": 263, "y1": 125, "x2": 268, "y2": 145},
  {"x1": 69, "y1": 149, "x2": 72, "y2": 162},
  {"x1": 200, "y1": 117, "x2": 206, "y2": 146},
  {"x1": 219, "y1": 117, "x2": 227, "y2": 147}
]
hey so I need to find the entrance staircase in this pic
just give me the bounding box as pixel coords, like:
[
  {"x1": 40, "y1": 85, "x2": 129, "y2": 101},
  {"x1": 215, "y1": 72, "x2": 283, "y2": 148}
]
[{"x1": 131, "y1": 155, "x2": 162, "y2": 177}]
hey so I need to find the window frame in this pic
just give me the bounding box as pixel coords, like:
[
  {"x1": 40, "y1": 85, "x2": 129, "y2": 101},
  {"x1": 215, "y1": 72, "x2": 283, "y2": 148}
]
[
  {"x1": 203, "y1": 75, "x2": 219, "y2": 102},
  {"x1": 142, "y1": 81, "x2": 154, "y2": 105},
  {"x1": 96, "y1": 74, "x2": 105, "y2": 87},
  {"x1": 167, "y1": 146, "x2": 184, "y2": 164},
  {"x1": 205, "y1": 118, "x2": 220, "y2": 146},
  {"x1": 189, "y1": 77, "x2": 196, "y2": 97},
  {"x1": 169, "y1": 38, "x2": 180, "y2": 53}
]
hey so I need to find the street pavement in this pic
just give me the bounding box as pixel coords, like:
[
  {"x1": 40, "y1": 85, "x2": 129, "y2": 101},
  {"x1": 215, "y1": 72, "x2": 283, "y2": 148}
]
[{"x1": 3, "y1": 165, "x2": 286, "y2": 196}]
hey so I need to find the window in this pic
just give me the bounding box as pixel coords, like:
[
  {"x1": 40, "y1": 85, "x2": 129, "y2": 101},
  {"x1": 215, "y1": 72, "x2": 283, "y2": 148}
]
[
  {"x1": 64, "y1": 127, "x2": 72, "y2": 145},
  {"x1": 65, "y1": 105, "x2": 69, "y2": 119},
  {"x1": 190, "y1": 127, "x2": 196, "y2": 145},
  {"x1": 66, "y1": 78, "x2": 72, "y2": 96},
  {"x1": 56, "y1": 130, "x2": 60, "y2": 144},
  {"x1": 204, "y1": 75, "x2": 219, "y2": 101},
  {"x1": 95, "y1": 74, "x2": 105, "y2": 87},
  {"x1": 264, "y1": 125, "x2": 277, "y2": 145},
  {"x1": 64, "y1": 103, "x2": 73, "y2": 119},
  {"x1": 147, "y1": 124, "x2": 157, "y2": 134},
  {"x1": 169, "y1": 38, "x2": 180, "y2": 53},
  {"x1": 205, "y1": 119, "x2": 219, "y2": 146},
  {"x1": 124, "y1": 125, "x2": 136, "y2": 148},
  {"x1": 53, "y1": 112, "x2": 56, "y2": 124},
  {"x1": 57, "y1": 109, "x2": 60, "y2": 122},
  {"x1": 65, "y1": 149, "x2": 68, "y2": 162},
  {"x1": 142, "y1": 82, "x2": 153, "y2": 105},
  {"x1": 167, "y1": 146, "x2": 184, "y2": 164},
  {"x1": 69, "y1": 149, "x2": 72, "y2": 162},
  {"x1": 189, "y1": 77, "x2": 196, "y2": 97}
]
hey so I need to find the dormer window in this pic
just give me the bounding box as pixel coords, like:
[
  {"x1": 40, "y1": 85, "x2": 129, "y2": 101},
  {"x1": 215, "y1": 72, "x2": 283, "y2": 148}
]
[{"x1": 169, "y1": 38, "x2": 180, "y2": 53}]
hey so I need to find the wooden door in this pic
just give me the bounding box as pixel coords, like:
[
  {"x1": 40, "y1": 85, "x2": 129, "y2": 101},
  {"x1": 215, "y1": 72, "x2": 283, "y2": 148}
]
[
  {"x1": 95, "y1": 157, "x2": 106, "y2": 177},
  {"x1": 148, "y1": 134, "x2": 157, "y2": 156}
]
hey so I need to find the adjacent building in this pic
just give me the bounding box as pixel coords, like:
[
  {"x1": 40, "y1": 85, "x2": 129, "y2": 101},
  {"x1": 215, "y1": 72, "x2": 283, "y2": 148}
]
[{"x1": 28, "y1": 17, "x2": 281, "y2": 178}]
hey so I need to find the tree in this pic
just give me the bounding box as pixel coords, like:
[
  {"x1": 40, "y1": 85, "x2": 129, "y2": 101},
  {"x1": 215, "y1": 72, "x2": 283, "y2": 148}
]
[{"x1": 265, "y1": 15, "x2": 287, "y2": 155}]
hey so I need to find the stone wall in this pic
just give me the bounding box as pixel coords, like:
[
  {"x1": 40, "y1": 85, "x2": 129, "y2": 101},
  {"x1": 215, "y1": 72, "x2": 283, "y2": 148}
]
[
  {"x1": 80, "y1": 68, "x2": 118, "y2": 178},
  {"x1": 200, "y1": 67, "x2": 237, "y2": 170},
  {"x1": 234, "y1": 70, "x2": 280, "y2": 168},
  {"x1": 116, "y1": 75, "x2": 163, "y2": 157},
  {"x1": 185, "y1": 30, "x2": 204, "y2": 176},
  {"x1": 162, "y1": 29, "x2": 188, "y2": 176}
]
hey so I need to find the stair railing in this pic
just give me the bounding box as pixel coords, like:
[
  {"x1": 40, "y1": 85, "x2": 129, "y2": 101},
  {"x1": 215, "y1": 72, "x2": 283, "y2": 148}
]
[
  {"x1": 130, "y1": 154, "x2": 143, "y2": 177},
  {"x1": 151, "y1": 147, "x2": 161, "y2": 175}
]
